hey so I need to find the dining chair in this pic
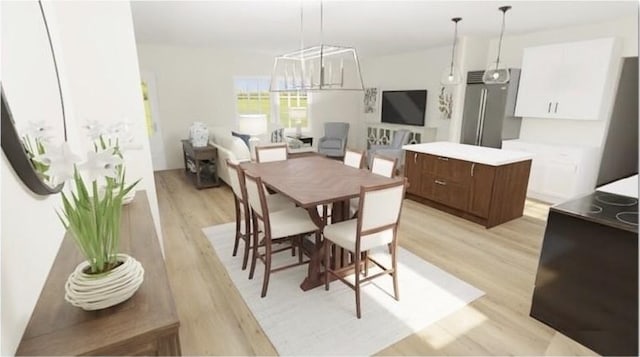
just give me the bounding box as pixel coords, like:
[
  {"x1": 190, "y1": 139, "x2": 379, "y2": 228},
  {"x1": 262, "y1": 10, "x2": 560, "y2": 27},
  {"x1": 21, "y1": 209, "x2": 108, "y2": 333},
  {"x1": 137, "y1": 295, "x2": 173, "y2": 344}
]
[
  {"x1": 226, "y1": 159, "x2": 295, "y2": 270},
  {"x1": 255, "y1": 143, "x2": 288, "y2": 163},
  {"x1": 348, "y1": 154, "x2": 398, "y2": 218},
  {"x1": 244, "y1": 171, "x2": 321, "y2": 297},
  {"x1": 370, "y1": 154, "x2": 398, "y2": 178},
  {"x1": 323, "y1": 180, "x2": 406, "y2": 318},
  {"x1": 343, "y1": 149, "x2": 365, "y2": 169}
]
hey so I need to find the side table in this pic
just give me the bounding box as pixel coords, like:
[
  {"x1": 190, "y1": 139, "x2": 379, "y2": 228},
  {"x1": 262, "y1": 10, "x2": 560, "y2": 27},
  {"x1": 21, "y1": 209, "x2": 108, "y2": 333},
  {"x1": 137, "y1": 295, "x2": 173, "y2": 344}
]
[
  {"x1": 182, "y1": 140, "x2": 220, "y2": 189},
  {"x1": 287, "y1": 135, "x2": 313, "y2": 147}
]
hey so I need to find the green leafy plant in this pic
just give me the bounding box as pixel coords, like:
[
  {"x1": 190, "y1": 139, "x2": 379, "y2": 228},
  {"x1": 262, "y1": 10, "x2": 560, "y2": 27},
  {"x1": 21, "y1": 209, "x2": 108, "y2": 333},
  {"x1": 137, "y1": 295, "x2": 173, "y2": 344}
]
[
  {"x1": 59, "y1": 166, "x2": 138, "y2": 274},
  {"x1": 438, "y1": 87, "x2": 453, "y2": 120},
  {"x1": 38, "y1": 136, "x2": 140, "y2": 275},
  {"x1": 22, "y1": 134, "x2": 51, "y2": 181}
]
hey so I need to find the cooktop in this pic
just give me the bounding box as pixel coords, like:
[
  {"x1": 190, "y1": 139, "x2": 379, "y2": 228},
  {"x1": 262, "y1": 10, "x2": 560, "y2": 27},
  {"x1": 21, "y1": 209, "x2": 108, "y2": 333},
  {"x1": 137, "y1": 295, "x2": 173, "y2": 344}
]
[{"x1": 551, "y1": 191, "x2": 638, "y2": 233}]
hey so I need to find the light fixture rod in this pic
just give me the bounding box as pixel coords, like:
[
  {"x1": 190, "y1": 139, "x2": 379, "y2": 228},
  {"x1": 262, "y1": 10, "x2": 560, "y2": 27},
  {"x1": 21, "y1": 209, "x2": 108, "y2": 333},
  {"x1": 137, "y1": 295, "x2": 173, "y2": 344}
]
[
  {"x1": 449, "y1": 17, "x2": 462, "y2": 76},
  {"x1": 494, "y1": 5, "x2": 511, "y2": 70}
]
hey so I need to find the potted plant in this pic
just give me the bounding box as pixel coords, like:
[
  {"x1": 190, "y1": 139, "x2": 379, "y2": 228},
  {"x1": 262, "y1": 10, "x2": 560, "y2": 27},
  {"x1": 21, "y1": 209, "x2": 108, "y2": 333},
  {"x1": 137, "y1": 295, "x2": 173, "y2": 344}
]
[{"x1": 36, "y1": 137, "x2": 143, "y2": 311}]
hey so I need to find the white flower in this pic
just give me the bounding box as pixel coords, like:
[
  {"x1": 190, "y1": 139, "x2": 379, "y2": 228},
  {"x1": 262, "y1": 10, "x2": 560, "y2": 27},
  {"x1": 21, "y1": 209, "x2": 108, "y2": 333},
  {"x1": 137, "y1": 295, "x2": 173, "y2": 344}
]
[
  {"x1": 83, "y1": 120, "x2": 105, "y2": 140},
  {"x1": 34, "y1": 143, "x2": 82, "y2": 182},
  {"x1": 24, "y1": 121, "x2": 54, "y2": 142},
  {"x1": 80, "y1": 149, "x2": 123, "y2": 181},
  {"x1": 107, "y1": 120, "x2": 141, "y2": 152}
]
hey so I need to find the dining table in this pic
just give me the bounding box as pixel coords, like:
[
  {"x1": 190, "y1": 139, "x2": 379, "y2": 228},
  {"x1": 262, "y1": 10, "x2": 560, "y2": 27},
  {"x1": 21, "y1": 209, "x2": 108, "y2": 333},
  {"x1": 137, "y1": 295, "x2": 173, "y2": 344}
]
[{"x1": 241, "y1": 155, "x2": 404, "y2": 291}]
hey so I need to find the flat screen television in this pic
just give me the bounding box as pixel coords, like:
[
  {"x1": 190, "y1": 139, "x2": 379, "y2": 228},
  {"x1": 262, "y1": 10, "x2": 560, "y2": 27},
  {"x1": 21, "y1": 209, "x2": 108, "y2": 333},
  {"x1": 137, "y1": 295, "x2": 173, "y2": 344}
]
[{"x1": 381, "y1": 90, "x2": 427, "y2": 126}]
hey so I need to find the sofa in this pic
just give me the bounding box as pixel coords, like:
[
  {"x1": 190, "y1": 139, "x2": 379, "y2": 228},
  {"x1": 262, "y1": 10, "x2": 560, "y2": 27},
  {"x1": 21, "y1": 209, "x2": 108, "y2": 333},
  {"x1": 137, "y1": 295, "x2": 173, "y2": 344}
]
[
  {"x1": 208, "y1": 127, "x2": 315, "y2": 186},
  {"x1": 208, "y1": 127, "x2": 252, "y2": 186}
]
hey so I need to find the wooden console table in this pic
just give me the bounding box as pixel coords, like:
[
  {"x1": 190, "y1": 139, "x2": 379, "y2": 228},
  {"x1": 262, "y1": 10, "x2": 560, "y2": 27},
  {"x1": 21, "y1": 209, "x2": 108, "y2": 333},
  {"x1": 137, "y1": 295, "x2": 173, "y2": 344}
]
[
  {"x1": 182, "y1": 139, "x2": 219, "y2": 189},
  {"x1": 16, "y1": 191, "x2": 181, "y2": 356}
]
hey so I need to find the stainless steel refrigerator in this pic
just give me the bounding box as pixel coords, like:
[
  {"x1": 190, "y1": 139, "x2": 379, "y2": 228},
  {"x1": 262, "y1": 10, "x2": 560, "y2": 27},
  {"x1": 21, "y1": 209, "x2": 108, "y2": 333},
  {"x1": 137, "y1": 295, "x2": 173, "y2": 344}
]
[{"x1": 460, "y1": 69, "x2": 522, "y2": 148}]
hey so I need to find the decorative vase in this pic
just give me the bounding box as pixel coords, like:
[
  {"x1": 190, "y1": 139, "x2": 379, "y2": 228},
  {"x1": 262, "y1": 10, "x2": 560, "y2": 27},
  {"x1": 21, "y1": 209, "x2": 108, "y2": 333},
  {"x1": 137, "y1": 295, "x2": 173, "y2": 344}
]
[
  {"x1": 65, "y1": 253, "x2": 144, "y2": 311},
  {"x1": 189, "y1": 122, "x2": 209, "y2": 147}
]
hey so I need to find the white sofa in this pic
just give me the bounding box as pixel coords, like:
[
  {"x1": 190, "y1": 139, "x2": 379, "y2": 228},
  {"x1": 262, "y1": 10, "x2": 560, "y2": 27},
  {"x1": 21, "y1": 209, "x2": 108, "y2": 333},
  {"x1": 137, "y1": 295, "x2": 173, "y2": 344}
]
[
  {"x1": 208, "y1": 127, "x2": 317, "y2": 186},
  {"x1": 208, "y1": 127, "x2": 251, "y2": 186}
]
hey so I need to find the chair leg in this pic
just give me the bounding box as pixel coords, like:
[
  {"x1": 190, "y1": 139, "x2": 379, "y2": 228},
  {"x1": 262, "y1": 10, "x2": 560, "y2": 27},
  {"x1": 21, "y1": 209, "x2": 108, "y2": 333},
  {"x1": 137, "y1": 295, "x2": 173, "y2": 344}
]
[
  {"x1": 298, "y1": 235, "x2": 303, "y2": 264},
  {"x1": 354, "y1": 252, "x2": 362, "y2": 319},
  {"x1": 248, "y1": 220, "x2": 259, "y2": 280},
  {"x1": 261, "y1": 237, "x2": 272, "y2": 298},
  {"x1": 324, "y1": 240, "x2": 331, "y2": 291},
  {"x1": 363, "y1": 251, "x2": 369, "y2": 277},
  {"x1": 232, "y1": 198, "x2": 241, "y2": 257},
  {"x1": 392, "y1": 244, "x2": 399, "y2": 301},
  {"x1": 241, "y1": 217, "x2": 252, "y2": 270}
]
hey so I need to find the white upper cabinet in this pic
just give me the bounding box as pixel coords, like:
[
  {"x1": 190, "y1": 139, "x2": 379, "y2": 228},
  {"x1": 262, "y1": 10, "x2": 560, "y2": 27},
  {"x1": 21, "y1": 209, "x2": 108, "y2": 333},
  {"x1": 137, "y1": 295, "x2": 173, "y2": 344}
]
[{"x1": 515, "y1": 38, "x2": 619, "y2": 120}]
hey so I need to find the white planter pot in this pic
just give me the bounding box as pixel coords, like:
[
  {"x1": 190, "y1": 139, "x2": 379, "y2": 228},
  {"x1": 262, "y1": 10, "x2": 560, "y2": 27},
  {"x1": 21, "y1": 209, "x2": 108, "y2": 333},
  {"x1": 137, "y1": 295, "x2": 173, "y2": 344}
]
[
  {"x1": 65, "y1": 253, "x2": 144, "y2": 311},
  {"x1": 189, "y1": 122, "x2": 209, "y2": 147}
]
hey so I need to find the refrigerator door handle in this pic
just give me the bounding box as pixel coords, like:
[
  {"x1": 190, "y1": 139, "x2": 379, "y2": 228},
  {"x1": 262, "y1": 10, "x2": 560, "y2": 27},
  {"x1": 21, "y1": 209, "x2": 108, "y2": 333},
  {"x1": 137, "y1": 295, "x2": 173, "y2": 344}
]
[
  {"x1": 475, "y1": 88, "x2": 487, "y2": 145},
  {"x1": 478, "y1": 88, "x2": 488, "y2": 146}
]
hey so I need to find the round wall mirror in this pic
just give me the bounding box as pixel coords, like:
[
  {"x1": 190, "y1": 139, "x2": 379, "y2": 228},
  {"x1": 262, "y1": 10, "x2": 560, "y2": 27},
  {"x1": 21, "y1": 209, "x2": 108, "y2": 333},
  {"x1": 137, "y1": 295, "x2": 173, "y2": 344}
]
[{"x1": 1, "y1": 0, "x2": 67, "y2": 194}]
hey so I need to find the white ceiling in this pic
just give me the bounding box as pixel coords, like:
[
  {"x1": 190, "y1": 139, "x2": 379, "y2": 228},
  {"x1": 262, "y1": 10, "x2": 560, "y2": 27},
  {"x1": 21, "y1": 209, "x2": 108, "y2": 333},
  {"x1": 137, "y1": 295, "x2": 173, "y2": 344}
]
[{"x1": 131, "y1": 0, "x2": 637, "y2": 58}]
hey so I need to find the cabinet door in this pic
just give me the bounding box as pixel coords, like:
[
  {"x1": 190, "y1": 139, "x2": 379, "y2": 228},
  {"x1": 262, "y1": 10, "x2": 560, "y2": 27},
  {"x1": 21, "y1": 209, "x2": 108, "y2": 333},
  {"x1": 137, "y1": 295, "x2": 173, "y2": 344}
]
[
  {"x1": 468, "y1": 163, "x2": 496, "y2": 218},
  {"x1": 435, "y1": 156, "x2": 472, "y2": 184},
  {"x1": 541, "y1": 159, "x2": 578, "y2": 199},
  {"x1": 555, "y1": 38, "x2": 616, "y2": 120},
  {"x1": 432, "y1": 179, "x2": 469, "y2": 211},
  {"x1": 515, "y1": 44, "x2": 563, "y2": 118},
  {"x1": 404, "y1": 151, "x2": 421, "y2": 195}
]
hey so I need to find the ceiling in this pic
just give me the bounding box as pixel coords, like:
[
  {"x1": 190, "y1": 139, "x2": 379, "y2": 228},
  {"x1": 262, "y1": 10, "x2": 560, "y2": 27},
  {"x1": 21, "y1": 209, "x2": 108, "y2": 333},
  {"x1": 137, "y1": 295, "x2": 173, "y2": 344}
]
[{"x1": 131, "y1": 1, "x2": 637, "y2": 58}]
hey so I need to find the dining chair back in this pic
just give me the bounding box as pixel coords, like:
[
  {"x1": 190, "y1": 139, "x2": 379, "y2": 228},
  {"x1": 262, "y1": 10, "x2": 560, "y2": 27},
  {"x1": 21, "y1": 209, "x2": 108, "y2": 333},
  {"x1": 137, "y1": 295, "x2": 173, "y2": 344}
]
[
  {"x1": 343, "y1": 149, "x2": 365, "y2": 169},
  {"x1": 243, "y1": 171, "x2": 320, "y2": 297},
  {"x1": 255, "y1": 144, "x2": 288, "y2": 163},
  {"x1": 370, "y1": 154, "x2": 398, "y2": 178},
  {"x1": 323, "y1": 179, "x2": 407, "y2": 318},
  {"x1": 226, "y1": 159, "x2": 252, "y2": 269}
]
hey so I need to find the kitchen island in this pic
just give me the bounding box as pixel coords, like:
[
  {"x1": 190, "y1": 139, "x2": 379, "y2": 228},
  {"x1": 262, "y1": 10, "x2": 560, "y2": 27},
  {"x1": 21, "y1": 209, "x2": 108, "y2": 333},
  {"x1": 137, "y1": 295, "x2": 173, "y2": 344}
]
[{"x1": 403, "y1": 142, "x2": 533, "y2": 228}]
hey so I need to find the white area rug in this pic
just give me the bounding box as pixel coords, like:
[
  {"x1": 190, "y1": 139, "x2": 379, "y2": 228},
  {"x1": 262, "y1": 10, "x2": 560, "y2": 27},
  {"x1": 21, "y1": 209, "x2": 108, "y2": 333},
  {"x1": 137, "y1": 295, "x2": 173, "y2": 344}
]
[{"x1": 203, "y1": 223, "x2": 484, "y2": 356}]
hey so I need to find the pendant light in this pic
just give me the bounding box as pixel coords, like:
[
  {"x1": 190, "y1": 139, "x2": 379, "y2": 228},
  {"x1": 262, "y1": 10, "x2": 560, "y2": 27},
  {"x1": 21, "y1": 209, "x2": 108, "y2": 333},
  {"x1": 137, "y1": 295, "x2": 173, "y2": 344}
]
[
  {"x1": 440, "y1": 17, "x2": 462, "y2": 86},
  {"x1": 270, "y1": 1, "x2": 364, "y2": 92},
  {"x1": 483, "y1": 5, "x2": 512, "y2": 84}
]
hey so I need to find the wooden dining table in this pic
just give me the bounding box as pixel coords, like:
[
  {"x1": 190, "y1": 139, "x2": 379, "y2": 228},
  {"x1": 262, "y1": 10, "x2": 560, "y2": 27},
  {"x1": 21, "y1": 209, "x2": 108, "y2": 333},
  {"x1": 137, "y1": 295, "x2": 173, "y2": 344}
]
[{"x1": 241, "y1": 155, "x2": 404, "y2": 291}]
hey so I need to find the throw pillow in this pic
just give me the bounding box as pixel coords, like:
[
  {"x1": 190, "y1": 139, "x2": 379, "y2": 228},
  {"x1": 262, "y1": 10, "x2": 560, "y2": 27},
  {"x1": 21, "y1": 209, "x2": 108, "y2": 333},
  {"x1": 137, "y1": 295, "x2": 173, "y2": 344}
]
[
  {"x1": 270, "y1": 128, "x2": 284, "y2": 143},
  {"x1": 231, "y1": 131, "x2": 251, "y2": 149}
]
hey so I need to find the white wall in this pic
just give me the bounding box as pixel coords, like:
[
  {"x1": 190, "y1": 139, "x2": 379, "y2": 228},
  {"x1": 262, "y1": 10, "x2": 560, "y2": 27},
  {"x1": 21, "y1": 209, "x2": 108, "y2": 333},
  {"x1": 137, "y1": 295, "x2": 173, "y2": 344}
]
[
  {"x1": 136, "y1": 44, "x2": 275, "y2": 169},
  {"x1": 360, "y1": 45, "x2": 454, "y2": 143},
  {"x1": 486, "y1": 16, "x2": 638, "y2": 147},
  {"x1": 1, "y1": 1, "x2": 161, "y2": 354}
]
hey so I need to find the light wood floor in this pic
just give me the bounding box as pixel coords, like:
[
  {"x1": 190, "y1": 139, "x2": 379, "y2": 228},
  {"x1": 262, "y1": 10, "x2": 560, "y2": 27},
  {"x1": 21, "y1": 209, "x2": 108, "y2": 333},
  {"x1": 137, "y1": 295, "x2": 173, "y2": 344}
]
[{"x1": 155, "y1": 169, "x2": 598, "y2": 356}]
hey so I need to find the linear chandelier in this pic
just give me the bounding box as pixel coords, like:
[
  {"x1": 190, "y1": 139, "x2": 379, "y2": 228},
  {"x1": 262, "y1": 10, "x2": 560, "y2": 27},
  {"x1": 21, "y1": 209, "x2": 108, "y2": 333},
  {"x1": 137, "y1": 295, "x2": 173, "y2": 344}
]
[{"x1": 269, "y1": 1, "x2": 364, "y2": 92}]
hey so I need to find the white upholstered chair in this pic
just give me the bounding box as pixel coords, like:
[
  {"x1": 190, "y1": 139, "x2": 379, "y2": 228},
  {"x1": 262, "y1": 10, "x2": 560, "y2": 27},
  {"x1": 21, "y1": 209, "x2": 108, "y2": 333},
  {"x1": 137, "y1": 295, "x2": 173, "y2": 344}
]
[
  {"x1": 348, "y1": 154, "x2": 398, "y2": 218},
  {"x1": 370, "y1": 155, "x2": 398, "y2": 178},
  {"x1": 343, "y1": 149, "x2": 365, "y2": 169},
  {"x1": 323, "y1": 180, "x2": 406, "y2": 318},
  {"x1": 226, "y1": 159, "x2": 294, "y2": 270},
  {"x1": 255, "y1": 143, "x2": 288, "y2": 163},
  {"x1": 244, "y1": 171, "x2": 321, "y2": 297}
]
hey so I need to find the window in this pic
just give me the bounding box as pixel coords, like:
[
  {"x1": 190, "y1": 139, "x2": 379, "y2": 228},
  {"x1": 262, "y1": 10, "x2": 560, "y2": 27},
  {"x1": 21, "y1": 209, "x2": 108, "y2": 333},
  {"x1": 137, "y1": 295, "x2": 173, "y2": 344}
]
[{"x1": 234, "y1": 77, "x2": 310, "y2": 131}]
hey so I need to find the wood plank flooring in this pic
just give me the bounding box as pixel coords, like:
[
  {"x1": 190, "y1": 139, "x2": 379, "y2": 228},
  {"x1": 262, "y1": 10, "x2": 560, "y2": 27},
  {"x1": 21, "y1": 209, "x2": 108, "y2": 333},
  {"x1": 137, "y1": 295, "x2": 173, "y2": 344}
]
[{"x1": 154, "y1": 169, "x2": 597, "y2": 356}]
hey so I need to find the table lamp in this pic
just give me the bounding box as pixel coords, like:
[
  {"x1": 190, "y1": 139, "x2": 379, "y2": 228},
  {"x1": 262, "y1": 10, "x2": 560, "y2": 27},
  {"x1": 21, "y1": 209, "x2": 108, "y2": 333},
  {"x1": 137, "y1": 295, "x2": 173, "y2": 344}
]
[
  {"x1": 288, "y1": 107, "x2": 306, "y2": 137},
  {"x1": 238, "y1": 114, "x2": 267, "y2": 160}
]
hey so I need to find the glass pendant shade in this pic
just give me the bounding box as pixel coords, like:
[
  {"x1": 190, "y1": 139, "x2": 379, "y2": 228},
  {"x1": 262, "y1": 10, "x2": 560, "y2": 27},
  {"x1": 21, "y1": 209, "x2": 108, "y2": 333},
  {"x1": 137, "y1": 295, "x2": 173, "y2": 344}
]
[
  {"x1": 270, "y1": 44, "x2": 364, "y2": 91},
  {"x1": 440, "y1": 65, "x2": 462, "y2": 86},
  {"x1": 440, "y1": 17, "x2": 462, "y2": 86},
  {"x1": 482, "y1": 62, "x2": 510, "y2": 84},
  {"x1": 483, "y1": 5, "x2": 512, "y2": 84}
]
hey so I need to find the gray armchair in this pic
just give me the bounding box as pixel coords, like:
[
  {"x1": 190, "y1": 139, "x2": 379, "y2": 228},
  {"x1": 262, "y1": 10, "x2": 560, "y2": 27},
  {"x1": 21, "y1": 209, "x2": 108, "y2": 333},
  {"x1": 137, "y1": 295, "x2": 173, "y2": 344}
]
[
  {"x1": 318, "y1": 122, "x2": 350, "y2": 157},
  {"x1": 367, "y1": 129, "x2": 411, "y2": 168}
]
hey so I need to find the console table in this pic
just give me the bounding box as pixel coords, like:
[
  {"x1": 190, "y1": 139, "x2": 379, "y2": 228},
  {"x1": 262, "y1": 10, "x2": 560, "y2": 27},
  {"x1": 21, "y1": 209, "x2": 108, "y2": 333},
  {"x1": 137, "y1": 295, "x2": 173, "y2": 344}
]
[
  {"x1": 287, "y1": 135, "x2": 313, "y2": 146},
  {"x1": 16, "y1": 191, "x2": 181, "y2": 356},
  {"x1": 182, "y1": 139, "x2": 219, "y2": 189}
]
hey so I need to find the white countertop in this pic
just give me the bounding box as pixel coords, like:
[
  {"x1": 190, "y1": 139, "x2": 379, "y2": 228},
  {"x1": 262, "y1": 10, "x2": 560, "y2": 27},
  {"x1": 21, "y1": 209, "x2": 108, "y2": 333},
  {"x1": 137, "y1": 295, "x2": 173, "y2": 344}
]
[
  {"x1": 596, "y1": 174, "x2": 638, "y2": 198},
  {"x1": 403, "y1": 142, "x2": 533, "y2": 166}
]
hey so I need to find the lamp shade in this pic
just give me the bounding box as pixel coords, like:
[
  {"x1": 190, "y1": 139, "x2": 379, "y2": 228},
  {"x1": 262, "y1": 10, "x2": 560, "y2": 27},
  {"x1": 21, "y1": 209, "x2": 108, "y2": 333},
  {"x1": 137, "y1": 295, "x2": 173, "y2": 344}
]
[
  {"x1": 238, "y1": 114, "x2": 267, "y2": 136},
  {"x1": 288, "y1": 106, "x2": 306, "y2": 120}
]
